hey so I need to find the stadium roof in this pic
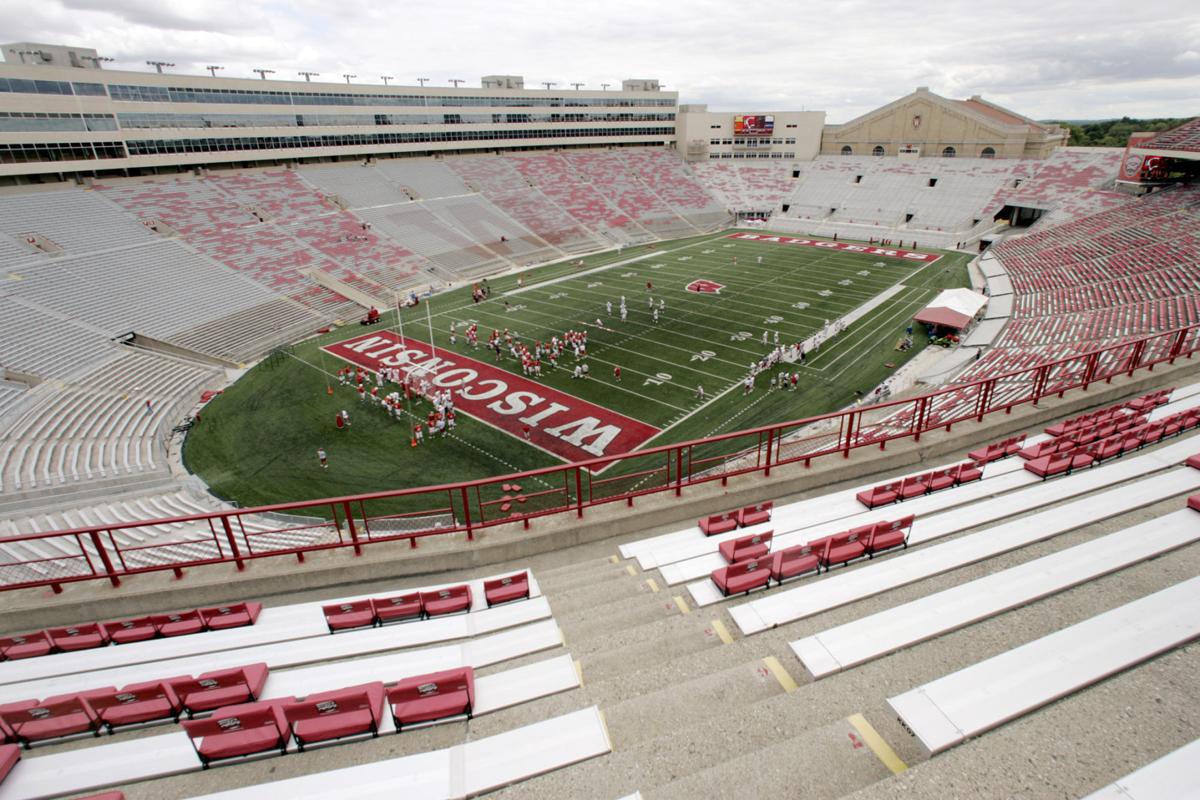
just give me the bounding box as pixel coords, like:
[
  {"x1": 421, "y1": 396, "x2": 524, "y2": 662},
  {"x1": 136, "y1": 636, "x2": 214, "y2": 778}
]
[
  {"x1": 914, "y1": 288, "x2": 988, "y2": 330},
  {"x1": 955, "y1": 98, "x2": 1050, "y2": 133},
  {"x1": 1132, "y1": 117, "x2": 1200, "y2": 159}
]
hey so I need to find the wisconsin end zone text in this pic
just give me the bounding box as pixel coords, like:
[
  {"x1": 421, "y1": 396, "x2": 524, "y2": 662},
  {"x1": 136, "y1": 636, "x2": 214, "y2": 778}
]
[{"x1": 323, "y1": 332, "x2": 661, "y2": 468}]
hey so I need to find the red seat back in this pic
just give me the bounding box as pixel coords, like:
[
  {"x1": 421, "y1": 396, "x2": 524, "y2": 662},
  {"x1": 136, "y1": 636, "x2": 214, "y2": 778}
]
[{"x1": 483, "y1": 572, "x2": 528, "y2": 593}]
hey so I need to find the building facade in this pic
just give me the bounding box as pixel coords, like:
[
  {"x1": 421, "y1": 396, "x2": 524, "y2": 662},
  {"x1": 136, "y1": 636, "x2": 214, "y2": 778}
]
[
  {"x1": 0, "y1": 45, "x2": 677, "y2": 181},
  {"x1": 674, "y1": 105, "x2": 824, "y2": 162},
  {"x1": 820, "y1": 87, "x2": 1067, "y2": 159}
]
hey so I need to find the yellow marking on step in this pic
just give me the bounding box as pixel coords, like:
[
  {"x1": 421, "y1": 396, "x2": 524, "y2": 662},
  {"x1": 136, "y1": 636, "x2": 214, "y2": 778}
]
[
  {"x1": 574, "y1": 659, "x2": 585, "y2": 687},
  {"x1": 711, "y1": 618, "x2": 733, "y2": 645},
  {"x1": 645, "y1": 578, "x2": 660, "y2": 593},
  {"x1": 848, "y1": 713, "x2": 908, "y2": 775},
  {"x1": 672, "y1": 595, "x2": 691, "y2": 615},
  {"x1": 625, "y1": 564, "x2": 637, "y2": 577},
  {"x1": 763, "y1": 656, "x2": 797, "y2": 693},
  {"x1": 609, "y1": 554, "x2": 619, "y2": 564}
]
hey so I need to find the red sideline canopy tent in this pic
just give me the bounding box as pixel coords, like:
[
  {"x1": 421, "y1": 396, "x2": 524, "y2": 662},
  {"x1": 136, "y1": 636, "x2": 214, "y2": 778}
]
[{"x1": 913, "y1": 288, "x2": 988, "y2": 331}]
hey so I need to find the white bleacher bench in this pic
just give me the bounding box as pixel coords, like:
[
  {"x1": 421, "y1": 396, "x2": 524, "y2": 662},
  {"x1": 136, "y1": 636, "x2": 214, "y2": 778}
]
[
  {"x1": 0, "y1": 613, "x2": 560, "y2": 707},
  {"x1": 0, "y1": 659, "x2": 589, "y2": 800},
  {"x1": 888, "y1": 575, "x2": 1200, "y2": 756},
  {"x1": 1080, "y1": 737, "x2": 1200, "y2": 800},
  {"x1": 0, "y1": 571, "x2": 543, "y2": 689},
  {"x1": 729, "y1": 462, "x2": 1200, "y2": 635},
  {"x1": 792, "y1": 508, "x2": 1200, "y2": 678},
  {"x1": 677, "y1": 442, "x2": 1180, "y2": 600}
]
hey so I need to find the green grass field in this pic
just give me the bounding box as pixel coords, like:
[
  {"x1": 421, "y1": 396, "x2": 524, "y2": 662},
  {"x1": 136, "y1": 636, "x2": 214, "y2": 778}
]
[{"x1": 184, "y1": 230, "x2": 971, "y2": 510}]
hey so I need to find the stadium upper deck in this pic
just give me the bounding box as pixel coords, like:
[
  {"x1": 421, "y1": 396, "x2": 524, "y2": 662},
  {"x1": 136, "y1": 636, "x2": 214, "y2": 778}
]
[{"x1": 0, "y1": 43, "x2": 678, "y2": 179}]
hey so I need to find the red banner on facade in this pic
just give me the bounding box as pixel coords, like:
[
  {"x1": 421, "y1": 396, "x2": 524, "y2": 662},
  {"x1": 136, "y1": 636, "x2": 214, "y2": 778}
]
[
  {"x1": 727, "y1": 233, "x2": 942, "y2": 263},
  {"x1": 322, "y1": 332, "x2": 661, "y2": 467}
]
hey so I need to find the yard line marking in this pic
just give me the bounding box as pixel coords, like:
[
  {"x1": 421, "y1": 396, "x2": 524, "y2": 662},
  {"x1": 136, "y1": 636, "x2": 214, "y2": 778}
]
[{"x1": 506, "y1": 232, "x2": 731, "y2": 295}]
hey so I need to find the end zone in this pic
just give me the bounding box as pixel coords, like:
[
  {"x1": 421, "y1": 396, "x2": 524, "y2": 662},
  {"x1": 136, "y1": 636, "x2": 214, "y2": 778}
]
[
  {"x1": 727, "y1": 232, "x2": 942, "y2": 263},
  {"x1": 322, "y1": 331, "x2": 661, "y2": 470}
]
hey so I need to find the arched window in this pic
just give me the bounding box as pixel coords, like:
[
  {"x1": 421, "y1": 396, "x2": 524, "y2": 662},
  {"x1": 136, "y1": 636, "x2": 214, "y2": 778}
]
[
  {"x1": 872, "y1": 145, "x2": 885, "y2": 157},
  {"x1": 981, "y1": 146, "x2": 996, "y2": 159},
  {"x1": 942, "y1": 146, "x2": 956, "y2": 158},
  {"x1": 840, "y1": 145, "x2": 852, "y2": 156}
]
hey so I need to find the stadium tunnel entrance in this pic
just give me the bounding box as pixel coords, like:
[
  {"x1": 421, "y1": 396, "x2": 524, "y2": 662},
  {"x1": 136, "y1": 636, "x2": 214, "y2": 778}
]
[{"x1": 993, "y1": 204, "x2": 1045, "y2": 229}]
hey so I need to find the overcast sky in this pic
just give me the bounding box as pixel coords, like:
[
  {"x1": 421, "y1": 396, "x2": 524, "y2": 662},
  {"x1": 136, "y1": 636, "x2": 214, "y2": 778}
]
[{"x1": 3, "y1": 0, "x2": 1197, "y2": 122}]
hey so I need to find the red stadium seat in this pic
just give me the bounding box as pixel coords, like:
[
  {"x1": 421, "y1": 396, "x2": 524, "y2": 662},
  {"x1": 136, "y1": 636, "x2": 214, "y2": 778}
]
[
  {"x1": 102, "y1": 617, "x2": 157, "y2": 645},
  {"x1": 1186, "y1": 454, "x2": 1200, "y2": 470},
  {"x1": 856, "y1": 481, "x2": 901, "y2": 508},
  {"x1": 198, "y1": 602, "x2": 262, "y2": 631},
  {"x1": 46, "y1": 623, "x2": 110, "y2": 653},
  {"x1": 75, "y1": 793, "x2": 126, "y2": 800},
  {"x1": 738, "y1": 501, "x2": 773, "y2": 527},
  {"x1": 323, "y1": 600, "x2": 376, "y2": 633},
  {"x1": 89, "y1": 683, "x2": 182, "y2": 732},
  {"x1": 420, "y1": 585, "x2": 472, "y2": 617},
  {"x1": 282, "y1": 682, "x2": 385, "y2": 751},
  {"x1": 698, "y1": 511, "x2": 738, "y2": 536},
  {"x1": 170, "y1": 663, "x2": 269, "y2": 718},
  {"x1": 0, "y1": 701, "x2": 36, "y2": 745},
  {"x1": 711, "y1": 557, "x2": 772, "y2": 596},
  {"x1": 182, "y1": 701, "x2": 290, "y2": 767},
  {"x1": 899, "y1": 475, "x2": 928, "y2": 500},
  {"x1": 0, "y1": 689, "x2": 112, "y2": 745},
  {"x1": 387, "y1": 667, "x2": 474, "y2": 730},
  {"x1": 820, "y1": 530, "x2": 867, "y2": 569},
  {"x1": 483, "y1": 573, "x2": 530, "y2": 607},
  {"x1": 371, "y1": 593, "x2": 423, "y2": 625},
  {"x1": 0, "y1": 632, "x2": 54, "y2": 661},
  {"x1": 1189, "y1": 495, "x2": 1200, "y2": 513},
  {"x1": 866, "y1": 515, "x2": 915, "y2": 556},
  {"x1": 770, "y1": 544, "x2": 821, "y2": 584},
  {"x1": 150, "y1": 610, "x2": 204, "y2": 638},
  {"x1": 0, "y1": 744, "x2": 19, "y2": 784},
  {"x1": 924, "y1": 467, "x2": 957, "y2": 492},
  {"x1": 955, "y1": 461, "x2": 984, "y2": 483},
  {"x1": 1025, "y1": 453, "x2": 1072, "y2": 480},
  {"x1": 717, "y1": 531, "x2": 773, "y2": 564}
]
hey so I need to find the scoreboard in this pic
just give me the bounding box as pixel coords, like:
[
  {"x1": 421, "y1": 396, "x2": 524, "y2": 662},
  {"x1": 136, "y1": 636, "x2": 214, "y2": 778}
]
[{"x1": 734, "y1": 114, "x2": 774, "y2": 136}]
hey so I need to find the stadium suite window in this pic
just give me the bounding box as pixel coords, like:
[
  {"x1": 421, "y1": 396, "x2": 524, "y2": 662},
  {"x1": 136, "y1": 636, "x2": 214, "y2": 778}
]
[
  {"x1": 0, "y1": 141, "x2": 125, "y2": 163},
  {"x1": 124, "y1": 126, "x2": 676, "y2": 155}
]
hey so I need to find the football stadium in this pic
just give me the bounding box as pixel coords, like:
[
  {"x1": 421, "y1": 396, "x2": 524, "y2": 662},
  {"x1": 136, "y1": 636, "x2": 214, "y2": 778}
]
[{"x1": 0, "y1": 31, "x2": 1198, "y2": 800}]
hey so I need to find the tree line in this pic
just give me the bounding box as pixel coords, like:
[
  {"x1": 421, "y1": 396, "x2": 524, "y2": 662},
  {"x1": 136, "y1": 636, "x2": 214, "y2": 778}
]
[{"x1": 1044, "y1": 117, "x2": 1192, "y2": 147}]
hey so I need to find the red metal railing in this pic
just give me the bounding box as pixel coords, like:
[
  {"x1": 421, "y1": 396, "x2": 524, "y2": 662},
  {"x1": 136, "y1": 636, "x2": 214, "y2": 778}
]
[{"x1": 3, "y1": 323, "x2": 1197, "y2": 594}]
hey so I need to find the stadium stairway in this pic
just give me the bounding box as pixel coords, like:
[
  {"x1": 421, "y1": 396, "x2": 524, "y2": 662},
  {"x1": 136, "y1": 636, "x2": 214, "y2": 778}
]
[
  {"x1": 485, "y1": 453, "x2": 1200, "y2": 799},
  {"x1": 2, "y1": 378, "x2": 1199, "y2": 798}
]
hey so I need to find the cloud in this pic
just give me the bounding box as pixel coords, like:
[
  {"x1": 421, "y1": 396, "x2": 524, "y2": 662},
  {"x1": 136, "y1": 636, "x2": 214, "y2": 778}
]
[{"x1": 0, "y1": 0, "x2": 1195, "y2": 122}]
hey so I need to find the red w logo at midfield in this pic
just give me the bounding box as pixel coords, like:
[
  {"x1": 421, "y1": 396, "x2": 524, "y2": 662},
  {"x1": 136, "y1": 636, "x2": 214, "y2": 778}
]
[{"x1": 685, "y1": 279, "x2": 724, "y2": 294}]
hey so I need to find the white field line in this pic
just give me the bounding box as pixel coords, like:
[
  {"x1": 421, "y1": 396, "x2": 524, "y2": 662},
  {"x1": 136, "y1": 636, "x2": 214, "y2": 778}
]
[{"x1": 505, "y1": 232, "x2": 735, "y2": 296}]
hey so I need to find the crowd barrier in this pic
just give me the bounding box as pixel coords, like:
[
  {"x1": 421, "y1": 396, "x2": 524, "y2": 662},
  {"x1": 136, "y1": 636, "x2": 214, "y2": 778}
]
[{"x1": 2, "y1": 324, "x2": 1196, "y2": 594}]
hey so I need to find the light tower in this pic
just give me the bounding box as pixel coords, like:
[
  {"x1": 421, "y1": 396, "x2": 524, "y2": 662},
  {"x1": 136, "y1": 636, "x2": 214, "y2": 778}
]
[
  {"x1": 252, "y1": 68, "x2": 275, "y2": 80},
  {"x1": 448, "y1": 79, "x2": 465, "y2": 88},
  {"x1": 571, "y1": 82, "x2": 584, "y2": 90},
  {"x1": 80, "y1": 55, "x2": 115, "y2": 68},
  {"x1": 416, "y1": 77, "x2": 430, "y2": 86},
  {"x1": 146, "y1": 60, "x2": 175, "y2": 73},
  {"x1": 298, "y1": 71, "x2": 320, "y2": 82},
  {"x1": 541, "y1": 82, "x2": 556, "y2": 90},
  {"x1": 205, "y1": 65, "x2": 224, "y2": 77},
  {"x1": 343, "y1": 73, "x2": 356, "y2": 84},
  {"x1": 380, "y1": 75, "x2": 394, "y2": 86}
]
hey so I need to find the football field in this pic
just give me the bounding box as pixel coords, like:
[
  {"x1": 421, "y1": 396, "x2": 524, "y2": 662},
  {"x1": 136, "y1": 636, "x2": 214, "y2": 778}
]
[{"x1": 185, "y1": 231, "x2": 971, "y2": 509}]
